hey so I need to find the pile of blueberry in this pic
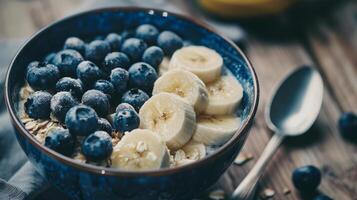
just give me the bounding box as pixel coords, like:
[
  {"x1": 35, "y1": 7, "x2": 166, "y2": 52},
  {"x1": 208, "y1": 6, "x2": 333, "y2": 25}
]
[{"x1": 23, "y1": 24, "x2": 184, "y2": 162}]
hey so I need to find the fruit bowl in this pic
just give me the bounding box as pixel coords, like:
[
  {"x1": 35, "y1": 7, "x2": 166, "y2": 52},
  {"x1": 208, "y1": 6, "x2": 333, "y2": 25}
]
[{"x1": 4, "y1": 7, "x2": 259, "y2": 200}]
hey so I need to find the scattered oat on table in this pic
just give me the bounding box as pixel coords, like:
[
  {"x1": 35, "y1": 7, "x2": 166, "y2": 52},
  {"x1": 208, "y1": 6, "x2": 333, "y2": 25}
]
[
  {"x1": 261, "y1": 188, "x2": 275, "y2": 199},
  {"x1": 283, "y1": 187, "x2": 291, "y2": 195},
  {"x1": 209, "y1": 189, "x2": 225, "y2": 200},
  {"x1": 234, "y1": 152, "x2": 254, "y2": 166}
]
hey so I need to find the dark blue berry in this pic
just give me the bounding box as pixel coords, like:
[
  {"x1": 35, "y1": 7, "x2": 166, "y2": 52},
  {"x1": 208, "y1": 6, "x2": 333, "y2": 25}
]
[
  {"x1": 121, "y1": 30, "x2": 135, "y2": 40},
  {"x1": 121, "y1": 88, "x2": 149, "y2": 112},
  {"x1": 128, "y1": 62, "x2": 157, "y2": 93},
  {"x1": 114, "y1": 105, "x2": 140, "y2": 133},
  {"x1": 64, "y1": 37, "x2": 86, "y2": 56},
  {"x1": 105, "y1": 33, "x2": 122, "y2": 51},
  {"x1": 115, "y1": 103, "x2": 135, "y2": 113},
  {"x1": 85, "y1": 40, "x2": 111, "y2": 65},
  {"x1": 338, "y1": 112, "x2": 357, "y2": 140},
  {"x1": 82, "y1": 131, "x2": 113, "y2": 161},
  {"x1": 135, "y1": 24, "x2": 159, "y2": 45},
  {"x1": 26, "y1": 61, "x2": 39, "y2": 73},
  {"x1": 103, "y1": 52, "x2": 130, "y2": 74},
  {"x1": 94, "y1": 80, "x2": 114, "y2": 98},
  {"x1": 43, "y1": 53, "x2": 56, "y2": 64},
  {"x1": 53, "y1": 49, "x2": 83, "y2": 77},
  {"x1": 110, "y1": 68, "x2": 129, "y2": 96},
  {"x1": 157, "y1": 31, "x2": 183, "y2": 55},
  {"x1": 313, "y1": 194, "x2": 333, "y2": 200},
  {"x1": 45, "y1": 128, "x2": 75, "y2": 156},
  {"x1": 76, "y1": 61, "x2": 102, "y2": 86},
  {"x1": 292, "y1": 165, "x2": 321, "y2": 192},
  {"x1": 24, "y1": 91, "x2": 52, "y2": 119},
  {"x1": 98, "y1": 118, "x2": 112, "y2": 135},
  {"x1": 142, "y1": 46, "x2": 164, "y2": 68},
  {"x1": 65, "y1": 105, "x2": 98, "y2": 136},
  {"x1": 121, "y1": 38, "x2": 147, "y2": 62},
  {"x1": 26, "y1": 62, "x2": 60, "y2": 90},
  {"x1": 56, "y1": 77, "x2": 83, "y2": 99},
  {"x1": 82, "y1": 90, "x2": 110, "y2": 117},
  {"x1": 50, "y1": 91, "x2": 78, "y2": 122}
]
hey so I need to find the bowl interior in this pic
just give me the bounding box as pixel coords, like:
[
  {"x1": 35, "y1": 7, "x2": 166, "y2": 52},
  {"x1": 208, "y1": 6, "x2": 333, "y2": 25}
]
[{"x1": 6, "y1": 8, "x2": 258, "y2": 173}]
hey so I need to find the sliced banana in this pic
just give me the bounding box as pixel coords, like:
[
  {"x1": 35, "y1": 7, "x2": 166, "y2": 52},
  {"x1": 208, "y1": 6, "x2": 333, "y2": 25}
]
[
  {"x1": 205, "y1": 75, "x2": 243, "y2": 115},
  {"x1": 153, "y1": 69, "x2": 208, "y2": 113},
  {"x1": 158, "y1": 57, "x2": 170, "y2": 76},
  {"x1": 111, "y1": 129, "x2": 170, "y2": 171},
  {"x1": 193, "y1": 115, "x2": 241, "y2": 146},
  {"x1": 139, "y1": 93, "x2": 196, "y2": 150},
  {"x1": 173, "y1": 140, "x2": 206, "y2": 166},
  {"x1": 169, "y1": 46, "x2": 223, "y2": 83}
]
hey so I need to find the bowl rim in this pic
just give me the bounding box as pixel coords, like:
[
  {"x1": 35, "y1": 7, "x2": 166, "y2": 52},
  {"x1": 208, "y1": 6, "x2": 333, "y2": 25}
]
[{"x1": 4, "y1": 6, "x2": 259, "y2": 177}]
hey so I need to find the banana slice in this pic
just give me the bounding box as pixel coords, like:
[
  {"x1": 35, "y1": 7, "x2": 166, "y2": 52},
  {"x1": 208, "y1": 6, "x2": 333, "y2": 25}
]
[
  {"x1": 153, "y1": 69, "x2": 209, "y2": 113},
  {"x1": 173, "y1": 141, "x2": 206, "y2": 166},
  {"x1": 169, "y1": 46, "x2": 223, "y2": 83},
  {"x1": 158, "y1": 57, "x2": 170, "y2": 76},
  {"x1": 193, "y1": 115, "x2": 241, "y2": 146},
  {"x1": 139, "y1": 93, "x2": 196, "y2": 150},
  {"x1": 111, "y1": 129, "x2": 170, "y2": 170},
  {"x1": 205, "y1": 75, "x2": 243, "y2": 115}
]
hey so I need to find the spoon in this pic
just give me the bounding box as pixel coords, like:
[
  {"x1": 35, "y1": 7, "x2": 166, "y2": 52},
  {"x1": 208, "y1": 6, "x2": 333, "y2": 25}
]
[{"x1": 231, "y1": 66, "x2": 324, "y2": 200}]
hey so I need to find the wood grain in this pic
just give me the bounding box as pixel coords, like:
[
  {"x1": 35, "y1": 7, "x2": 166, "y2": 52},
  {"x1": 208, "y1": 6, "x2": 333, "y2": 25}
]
[{"x1": 0, "y1": 1, "x2": 356, "y2": 199}]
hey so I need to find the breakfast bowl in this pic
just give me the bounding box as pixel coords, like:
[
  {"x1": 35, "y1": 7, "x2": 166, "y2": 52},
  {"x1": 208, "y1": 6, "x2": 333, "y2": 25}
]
[{"x1": 4, "y1": 7, "x2": 259, "y2": 200}]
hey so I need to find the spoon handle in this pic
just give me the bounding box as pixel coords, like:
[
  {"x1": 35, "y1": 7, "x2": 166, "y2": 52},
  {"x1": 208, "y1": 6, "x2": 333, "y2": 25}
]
[{"x1": 231, "y1": 133, "x2": 284, "y2": 200}]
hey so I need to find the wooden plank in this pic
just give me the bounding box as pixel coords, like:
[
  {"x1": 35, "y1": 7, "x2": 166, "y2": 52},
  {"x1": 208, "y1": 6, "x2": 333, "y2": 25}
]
[{"x1": 304, "y1": 1, "x2": 357, "y2": 112}]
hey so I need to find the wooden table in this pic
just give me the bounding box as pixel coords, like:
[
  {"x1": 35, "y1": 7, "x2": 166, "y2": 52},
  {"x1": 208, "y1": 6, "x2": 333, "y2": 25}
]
[{"x1": 0, "y1": 0, "x2": 356, "y2": 199}]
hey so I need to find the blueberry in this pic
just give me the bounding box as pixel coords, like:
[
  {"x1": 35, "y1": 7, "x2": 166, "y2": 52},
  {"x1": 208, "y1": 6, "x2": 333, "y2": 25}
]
[
  {"x1": 26, "y1": 62, "x2": 60, "y2": 90},
  {"x1": 85, "y1": 40, "x2": 111, "y2": 65},
  {"x1": 142, "y1": 46, "x2": 164, "y2": 68},
  {"x1": 65, "y1": 105, "x2": 99, "y2": 136},
  {"x1": 43, "y1": 53, "x2": 56, "y2": 64},
  {"x1": 128, "y1": 62, "x2": 157, "y2": 92},
  {"x1": 56, "y1": 77, "x2": 83, "y2": 99},
  {"x1": 313, "y1": 194, "x2": 333, "y2": 200},
  {"x1": 135, "y1": 24, "x2": 159, "y2": 45},
  {"x1": 94, "y1": 80, "x2": 114, "y2": 98},
  {"x1": 45, "y1": 128, "x2": 75, "y2": 156},
  {"x1": 98, "y1": 118, "x2": 112, "y2": 135},
  {"x1": 51, "y1": 91, "x2": 78, "y2": 122},
  {"x1": 120, "y1": 38, "x2": 147, "y2": 62},
  {"x1": 121, "y1": 30, "x2": 135, "y2": 40},
  {"x1": 115, "y1": 102, "x2": 135, "y2": 113},
  {"x1": 121, "y1": 88, "x2": 149, "y2": 111},
  {"x1": 81, "y1": 131, "x2": 113, "y2": 161},
  {"x1": 103, "y1": 52, "x2": 130, "y2": 74},
  {"x1": 76, "y1": 61, "x2": 102, "y2": 86},
  {"x1": 114, "y1": 105, "x2": 140, "y2": 133},
  {"x1": 82, "y1": 90, "x2": 110, "y2": 117},
  {"x1": 338, "y1": 112, "x2": 357, "y2": 140},
  {"x1": 157, "y1": 31, "x2": 183, "y2": 55},
  {"x1": 26, "y1": 61, "x2": 39, "y2": 73},
  {"x1": 64, "y1": 37, "x2": 86, "y2": 55},
  {"x1": 24, "y1": 91, "x2": 52, "y2": 119},
  {"x1": 292, "y1": 165, "x2": 321, "y2": 192},
  {"x1": 53, "y1": 49, "x2": 84, "y2": 77},
  {"x1": 110, "y1": 68, "x2": 129, "y2": 96},
  {"x1": 105, "y1": 33, "x2": 122, "y2": 51}
]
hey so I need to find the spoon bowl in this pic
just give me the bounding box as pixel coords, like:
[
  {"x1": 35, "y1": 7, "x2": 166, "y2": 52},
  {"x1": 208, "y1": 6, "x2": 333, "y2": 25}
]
[{"x1": 266, "y1": 66, "x2": 324, "y2": 136}]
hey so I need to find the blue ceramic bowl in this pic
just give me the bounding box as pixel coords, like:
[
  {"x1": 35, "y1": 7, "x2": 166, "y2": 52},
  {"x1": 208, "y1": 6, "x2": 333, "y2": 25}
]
[{"x1": 4, "y1": 7, "x2": 259, "y2": 200}]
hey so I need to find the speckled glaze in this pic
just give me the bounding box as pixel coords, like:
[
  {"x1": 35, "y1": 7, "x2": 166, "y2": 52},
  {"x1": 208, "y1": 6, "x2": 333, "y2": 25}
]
[{"x1": 5, "y1": 7, "x2": 259, "y2": 200}]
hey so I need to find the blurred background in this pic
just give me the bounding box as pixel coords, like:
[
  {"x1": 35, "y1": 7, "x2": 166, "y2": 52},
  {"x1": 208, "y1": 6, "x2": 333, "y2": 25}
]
[{"x1": 0, "y1": 0, "x2": 356, "y2": 200}]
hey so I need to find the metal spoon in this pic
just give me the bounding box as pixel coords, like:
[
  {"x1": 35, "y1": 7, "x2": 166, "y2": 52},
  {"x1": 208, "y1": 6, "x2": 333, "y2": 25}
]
[{"x1": 231, "y1": 66, "x2": 324, "y2": 200}]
